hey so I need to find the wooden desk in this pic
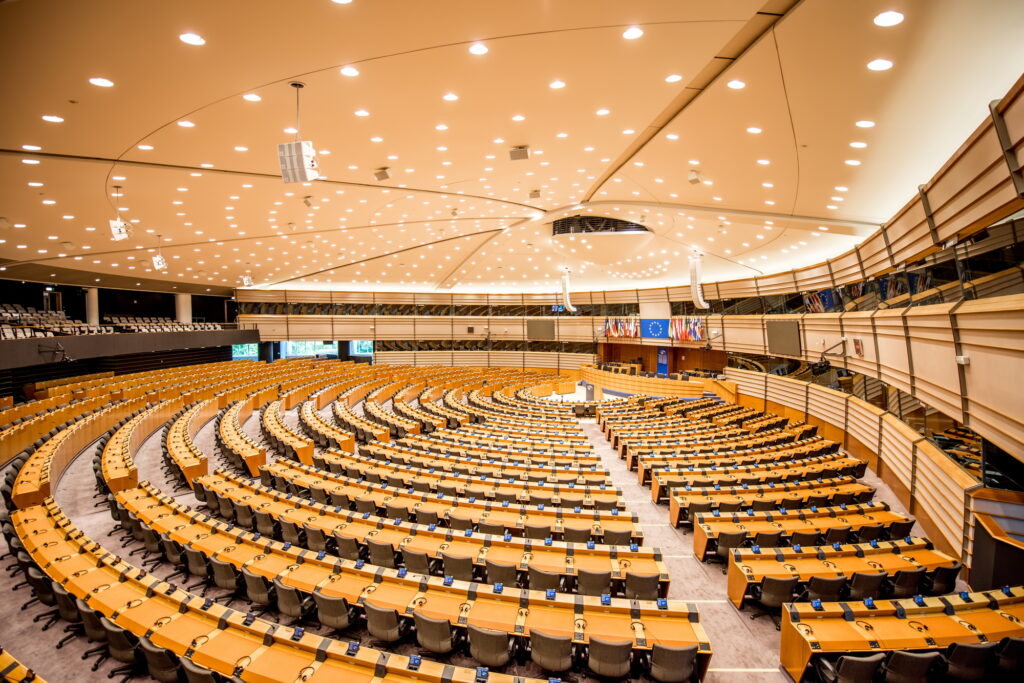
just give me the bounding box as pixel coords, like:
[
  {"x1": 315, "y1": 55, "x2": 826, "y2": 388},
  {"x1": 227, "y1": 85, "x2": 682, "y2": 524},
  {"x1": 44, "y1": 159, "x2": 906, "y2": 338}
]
[
  {"x1": 120, "y1": 485, "x2": 708, "y2": 658},
  {"x1": 668, "y1": 478, "x2": 872, "y2": 527},
  {"x1": 204, "y1": 471, "x2": 669, "y2": 594},
  {"x1": 726, "y1": 538, "x2": 959, "y2": 608},
  {"x1": 263, "y1": 460, "x2": 644, "y2": 543},
  {"x1": 693, "y1": 503, "x2": 912, "y2": 561},
  {"x1": 780, "y1": 586, "x2": 1024, "y2": 681}
]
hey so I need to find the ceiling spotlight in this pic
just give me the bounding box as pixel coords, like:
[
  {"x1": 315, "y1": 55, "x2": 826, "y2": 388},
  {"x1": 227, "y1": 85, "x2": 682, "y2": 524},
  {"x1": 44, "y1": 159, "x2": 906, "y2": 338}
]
[
  {"x1": 339, "y1": 65, "x2": 359, "y2": 77},
  {"x1": 509, "y1": 145, "x2": 530, "y2": 161},
  {"x1": 873, "y1": 11, "x2": 904, "y2": 27},
  {"x1": 855, "y1": 120, "x2": 876, "y2": 128},
  {"x1": 468, "y1": 42, "x2": 488, "y2": 55},
  {"x1": 687, "y1": 169, "x2": 704, "y2": 185},
  {"x1": 622, "y1": 26, "x2": 644, "y2": 40},
  {"x1": 665, "y1": 74, "x2": 683, "y2": 83},
  {"x1": 374, "y1": 167, "x2": 391, "y2": 181},
  {"x1": 177, "y1": 120, "x2": 195, "y2": 128},
  {"x1": 867, "y1": 58, "x2": 893, "y2": 71},
  {"x1": 549, "y1": 80, "x2": 566, "y2": 89},
  {"x1": 726, "y1": 79, "x2": 746, "y2": 89},
  {"x1": 242, "y1": 93, "x2": 262, "y2": 101},
  {"x1": 89, "y1": 77, "x2": 114, "y2": 87},
  {"x1": 179, "y1": 33, "x2": 205, "y2": 46},
  {"x1": 442, "y1": 92, "x2": 459, "y2": 101},
  {"x1": 41, "y1": 115, "x2": 64, "y2": 123}
]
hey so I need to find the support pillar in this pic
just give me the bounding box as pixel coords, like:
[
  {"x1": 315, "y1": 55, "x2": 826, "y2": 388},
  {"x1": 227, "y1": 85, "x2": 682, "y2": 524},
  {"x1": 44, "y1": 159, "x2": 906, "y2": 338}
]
[
  {"x1": 175, "y1": 293, "x2": 192, "y2": 324},
  {"x1": 85, "y1": 287, "x2": 99, "y2": 325}
]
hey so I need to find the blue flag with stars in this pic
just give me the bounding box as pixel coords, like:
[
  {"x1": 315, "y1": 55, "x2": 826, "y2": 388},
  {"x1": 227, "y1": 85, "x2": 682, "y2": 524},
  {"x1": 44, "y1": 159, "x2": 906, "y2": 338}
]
[{"x1": 641, "y1": 319, "x2": 670, "y2": 339}]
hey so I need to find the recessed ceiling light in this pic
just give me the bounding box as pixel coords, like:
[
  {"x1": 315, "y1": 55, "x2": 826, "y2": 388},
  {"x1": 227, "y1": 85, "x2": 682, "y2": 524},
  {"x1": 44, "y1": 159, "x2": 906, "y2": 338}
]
[
  {"x1": 22, "y1": 144, "x2": 41, "y2": 151},
  {"x1": 89, "y1": 77, "x2": 114, "y2": 87},
  {"x1": 689, "y1": 159, "x2": 700, "y2": 165},
  {"x1": 284, "y1": 127, "x2": 298, "y2": 134},
  {"x1": 596, "y1": 108, "x2": 610, "y2": 116},
  {"x1": 818, "y1": 225, "x2": 830, "y2": 231},
  {"x1": 354, "y1": 109, "x2": 369, "y2": 117},
  {"x1": 746, "y1": 127, "x2": 762, "y2": 134},
  {"x1": 41, "y1": 115, "x2": 64, "y2": 123},
  {"x1": 339, "y1": 66, "x2": 359, "y2": 77},
  {"x1": 665, "y1": 133, "x2": 679, "y2": 140},
  {"x1": 549, "y1": 80, "x2": 566, "y2": 89},
  {"x1": 434, "y1": 124, "x2": 449, "y2": 131},
  {"x1": 370, "y1": 136, "x2": 383, "y2": 142},
  {"x1": 845, "y1": 159, "x2": 862, "y2": 166},
  {"x1": 21, "y1": 159, "x2": 40, "y2": 165},
  {"x1": 867, "y1": 58, "x2": 893, "y2": 71},
  {"x1": 762, "y1": 182, "x2": 774, "y2": 188},
  {"x1": 834, "y1": 186, "x2": 848, "y2": 192},
  {"x1": 511, "y1": 114, "x2": 525, "y2": 122},
  {"x1": 242, "y1": 93, "x2": 262, "y2": 102},
  {"x1": 234, "y1": 146, "x2": 248, "y2": 152},
  {"x1": 622, "y1": 26, "x2": 644, "y2": 40},
  {"x1": 179, "y1": 33, "x2": 205, "y2": 46},
  {"x1": 850, "y1": 141, "x2": 867, "y2": 148},
  {"x1": 468, "y1": 42, "x2": 488, "y2": 55},
  {"x1": 622, "y1": 129, "x2": 635, "y2": 134},
  {"x1": 873, "y1": 11, "x2": 904, "y2": 27},
  {"x1": 756, "y1": 159, "x2": 770, "y2": 165},
  {"x1": 177, "y1": 120, "x2": 195, "y2": 128},
  {"x1": 331, "y1": 0, "x2": 353, "y2": 4},
  {"x1": 727, "y1": 79, "x2": 745, "y2": 89},
  {"x1": 442, "y1": 92, "x2": 459, "y2": 101},
  {"x1": 27, "y1": 182, "x2": 43, "y2": 187},
  {"x1": 855, "y1": 120, "x2": 875, "y2": 128},
  {"x1": 665, "y1": 74, "x2": 683, "y2": 83}
]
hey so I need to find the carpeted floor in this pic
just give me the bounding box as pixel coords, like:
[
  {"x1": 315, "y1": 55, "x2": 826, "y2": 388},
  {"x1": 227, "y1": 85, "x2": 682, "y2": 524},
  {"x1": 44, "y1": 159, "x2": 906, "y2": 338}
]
[{"x1": 0, "y1": 402, "x2": 926, "y2": 682}]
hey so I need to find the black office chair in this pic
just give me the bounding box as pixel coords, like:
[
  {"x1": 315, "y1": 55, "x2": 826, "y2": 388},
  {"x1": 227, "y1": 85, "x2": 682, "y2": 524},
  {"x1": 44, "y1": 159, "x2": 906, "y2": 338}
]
[
  {"x1": 885, "y1": 567, "x2": 926, "y2": 598},
  {"x1": 803, "y1": 576, "x2": 847, "y2": 603},
  {"x1": 944, "y1": 641, "x2": 998, "y2": 681},
  {"x1": 847, "y1": 572, "x2": 887, "y2": 601},
  {"x1": 814, "y1": 652, "x2": 886, "y2": 683},
  {"x1": 922, "y1": 562, "x2": 962, "y2": 595},
  {"x1": 879, "y1": 650, "x2": 943, "y2": 682},
  {"x1": 994, "y1": 637, "x2": 1024, "y2": 680},
  {"x1": 748, "y1": 576, "x2": 799, "y2": 630},
  {"x1": 648, "y1": 643, "x2": 698, "y2": 682}
]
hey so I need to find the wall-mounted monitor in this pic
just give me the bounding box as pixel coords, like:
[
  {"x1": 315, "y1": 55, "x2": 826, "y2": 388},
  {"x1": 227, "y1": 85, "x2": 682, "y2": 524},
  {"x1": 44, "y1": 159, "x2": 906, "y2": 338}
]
[{"x1": 766, "y1": 320, "x2": 802, "y2": 357}]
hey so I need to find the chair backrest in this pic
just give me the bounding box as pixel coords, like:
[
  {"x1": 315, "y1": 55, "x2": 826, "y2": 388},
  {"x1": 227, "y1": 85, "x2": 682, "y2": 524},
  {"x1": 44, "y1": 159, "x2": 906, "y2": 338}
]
[
  {"x1": 77, "y1": 598, "x2": 107, "y2": 641},
  {"x1": 530, "y1": 629, "x2": 573, "y2": 672},
  {"x1": 603, "y1": 528, "x2": 632, "y2": 545},
  {"x1": 807, "y1": 575, "x2": 847, "y2": 602},
  {"x1": 100, "y1": 616, "x2": 138, "y2": 663},
  {"x1": 332, "y1": 532, "x2": 361, "y2": 560},
  {"x1": 210, "y1": 557, "x2": 240, "y2": 591},
  {"x1": 834, "y1": 653, "x2": 886, "y2": 683},
  {"x1": 588, "y1": 637, "x2": 633, "y2": 678},
  {"x1": 279, "y1": 519, "x2": 304, "y2": 545},
  {"x1": 625, "y1": 572, "x2": 660, "y2": 600},
  {"x1": 996, "y1": 636, "x2": 1024, "y2": 673},
  {"x1": 789, "y1": 530, "x2": 820, "y2": 546},
  {"x1": 847, "y1": 572, "x2": 886, "y2": 600},
  {"x1": 233, "y1": 502, "x2": 254, "y2": 529},
  {"x1": 945, "y1": 641, "x2": 998, "y2": 680},
  {"x1": 441, "y1": 552, "x2": 474, "y2": 581},
  {"x1": 889, "y1": 567, "x2": 926, "y2": 597},
  {"x1": 303, "y1": 525, "x2": 328, "y2": 552},
  {"x1": 402, "y1": 549, "x2": 433, "y2": 575},
  {"x1": 415, "y1": 508, "x2": 439, "y2": 525},
  {"x1": 563, "y1": 525, "x2": 592, "y2": 543},
  {"x1": 52, "y1": 582, "x2": 81, "y2": 622},
  {"x1": 181, "y1": 657, "x2": 219, "y2": 683},
  {"x1": 413, "y1": 612, "x2": 454, "y2": 654},
  {"x1": 881, "y1": 650, "x2": 943, "y2": 682},
  {"x1": 823, "y1": 525, "x2": 851, "y2": 544},
  {"x1": 528, "y1": 566, "x2": 560, "y2": 591},
  {"x1": 752, "y1": 531, "x2": 783, "y2": 547},
  {"x1": 140, "y1": 636, "x2": 181, "y2": 683},
  {"x1": 183, "y1": 547, "x2": 209, "y2": 577},
  {"x1": 468, "y1": 624, "x2": 511, "y2": 668},
  {"x1": 577, "y1": 569, "x2": 612, "y2": 597},
  {"x1": 254, "y1": 510, "x2": 277, "y2": 537},
  {"x1": 650, "y1": 643, "x2": 698, "y2": 683},
  {"x1": 312, "y1": 591, "x2": 352, "y2": 631},
  {"x1": 241, "y1": 567, "x2": 273, "y2": 604},
  {"x1": 716, "y1": 530, "x2": 747, "y2": 555},
  {"x1": 273, "y1": 577, "x2": 308, "y2": 618},
  {"x1": 758, "y1": 576, "x2": 799, "y2": 608},
  {"x1": 485, "y1": 559, "x2": 517, "y2": 585},
  {"x1": 364, "y1": 601, "x2": 402, "y2": 642},
  {"x1": 524, "y1": 523, "x2": 549, "y2": 539},
  {"x1": 367, "y1": 538, "x2": 396, "y2": 568},
  {"x1": 928, "y1": 562, "x2": 962, "y2": 594},
  {"x1": 856, "y1": 524, "x2": 884, "y2": 542}
]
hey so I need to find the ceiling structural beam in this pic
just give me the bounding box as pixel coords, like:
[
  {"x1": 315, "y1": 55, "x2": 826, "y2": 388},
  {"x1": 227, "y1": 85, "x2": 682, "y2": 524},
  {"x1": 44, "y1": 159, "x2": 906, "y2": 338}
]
[
  {"x1": 264, "y1": 228, "x2": 505, "y2": 287},
  {"x1": 0, "y1": 217, "x2": 526, "y2": 268},
  {"x1": 0, "y1": 149, "x2": 543, "y2": 212},
  {"x1": 542, "y1": 200, "x2": 878, "y2": 236},
  {"x1": 435, "y1": 212, "x2": 542, "y2": 290},
  {"x1": 582, "y1": 0, "x2": 802, "y2": 202}
]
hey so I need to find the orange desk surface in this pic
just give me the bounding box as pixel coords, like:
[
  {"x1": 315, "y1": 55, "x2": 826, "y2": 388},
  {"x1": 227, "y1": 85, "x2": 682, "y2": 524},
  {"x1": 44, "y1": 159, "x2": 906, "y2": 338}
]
[
  {"x1": 203, "y1": 471, "x2": 668, "y2": 591},
  {"x1": 119, "y1": 485, "x2": 707, "y2": 653},
  {"x1": 265, "y1": 460, "x2": 643, "y2": 542},
  {"x1": 779, "y1": 586, "x2": 1024, "y2": 681},
  {"x1": 726, "y1": 538, "x2": 958, "y2": 608}
]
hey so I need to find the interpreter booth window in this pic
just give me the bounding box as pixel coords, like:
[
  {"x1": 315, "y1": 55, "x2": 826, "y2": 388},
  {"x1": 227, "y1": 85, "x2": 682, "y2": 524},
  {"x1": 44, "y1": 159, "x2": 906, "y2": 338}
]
[{"x1": 280, "y1": 340, "x2": 338, "y2": 358}]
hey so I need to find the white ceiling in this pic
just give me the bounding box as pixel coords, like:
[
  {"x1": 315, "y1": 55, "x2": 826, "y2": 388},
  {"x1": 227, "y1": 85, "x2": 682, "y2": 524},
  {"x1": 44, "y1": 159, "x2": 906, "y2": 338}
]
[{"x1": 1, "y1": 0, "x2": 1022, "y2": 294}]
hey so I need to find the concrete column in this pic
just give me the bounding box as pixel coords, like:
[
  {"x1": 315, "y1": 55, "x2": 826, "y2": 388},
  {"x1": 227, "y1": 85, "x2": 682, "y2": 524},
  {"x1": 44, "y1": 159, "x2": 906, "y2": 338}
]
[
  {"x1": 85, "y1": 287, "x2": 99, "y2": 325},
  {"x1": 175, "y1": 293, "x2": 192, "y2": 323}
]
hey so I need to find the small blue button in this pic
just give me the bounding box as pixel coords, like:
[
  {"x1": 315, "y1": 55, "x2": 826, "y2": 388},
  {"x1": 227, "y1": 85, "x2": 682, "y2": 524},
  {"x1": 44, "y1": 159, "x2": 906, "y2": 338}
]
[
  {"x1": 864, "y1": 598, "x2": 875, "y2": 608},
  {"x1": 292, "y1": 627, "x2": 304, "y2": 641},
  {"x1": 545, "y1": 589, "x2": 556, "y2": 600},
  {"x1": 243, "y1": 611, "x2": 255, "y2": 626},
  {"x1": 630, "y1": 543, "x2": 638, "y2": 552},
  {"x1": 202, "y1": 598, "x2": 213, "y2": 610},
  {"x1": 444, "y1": 576, "x2": 454, "y2": 586},
  {"x1": 394, "y1": 518, "x2": 403, "y2": 525},
  {"x1": 282, "y1": 542, "x2": 292, "y2": 551},
  {"x1": 409, "y1": 655, "x2": 421, "y2": 670},
  {"x1": 346, "y1": 641, "x2": 360, "y2": 655},
  {"x1": 1003, "y1": 586, "x2": 1013, "y2": 596},
  {"x1": 612, "y1": 509, "x2": 619, "y2": 516},
  {"x1": 428, "y1": 523, "x2": 436, "y2": 531},
  {"x1": 537, "y1": 504, "x2": 545, "y2": 510},
  {"x1": 914, "y1": 595, "x2": 926, "y2": 606},
  {"x1": 493, "y1": 583, "x2": 503, "y2": 594},
  {"x1": 362, "y1": 512, "x2": 371, "y2": 519},
  {"x1": 397, "y1": 567, "x2": 407, "y2": 578},
  {"x1": 811, "y1": 599, "x2": 822, "y2": 610},
  {"x1": 587, "y1": 541, "x2": 595, "y2": 550},
  {"x1": 840, "y1": 503, "x2": 847, "y2": 510},
  {"x1": 657, "y1": 598, "x2": 668, "y2": 610},
  {"x1": 504, "y1": 533, "x2": 512, "y2": 542},
  {"x1": 317, "y1": 551, "x2": 326, "y2": 560},
  {"x1": 832, "y1": 543, "x2": 841, "y2": 551},
  {"x1": 601, "y1": 594, "x2": 611, "y2": 605},
  {"x1": 465, "y1": 529, "x2": 473, "y2": 537},
  {"x1": 810, "y1": 506, "x2": 818, "y2": 513},
  {"x1": 355, "y1": 560, "x2": 365, "y2": 569},
  {"x1": 502, "y1": 500, "x2": 509, "y2": 507},
  {"x1": 793, "y1": 545, "x2": 802, "y2": 552},
  {"x1": 752, "y1": 545, "x2": 761, "y2": 554},
  {"x1": 574, "y1": 507, "x2": 581, "y2": 514},
  {"x1": 869, "y1": 540, "x2": 879, "y2": 548}
]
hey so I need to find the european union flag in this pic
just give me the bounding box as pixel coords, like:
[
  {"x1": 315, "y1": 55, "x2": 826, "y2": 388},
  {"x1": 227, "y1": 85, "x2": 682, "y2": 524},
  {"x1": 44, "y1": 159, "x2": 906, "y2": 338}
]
[{"x1": 641, "y1": 319, "x2": 670, "y2": 339}]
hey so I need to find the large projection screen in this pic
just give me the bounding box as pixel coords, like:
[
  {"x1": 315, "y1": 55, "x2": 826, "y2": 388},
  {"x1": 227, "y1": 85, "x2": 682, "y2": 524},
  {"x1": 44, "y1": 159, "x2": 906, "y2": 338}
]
[{"x1": 765, "y1": 320, "x2": 802, "y2": 357}]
